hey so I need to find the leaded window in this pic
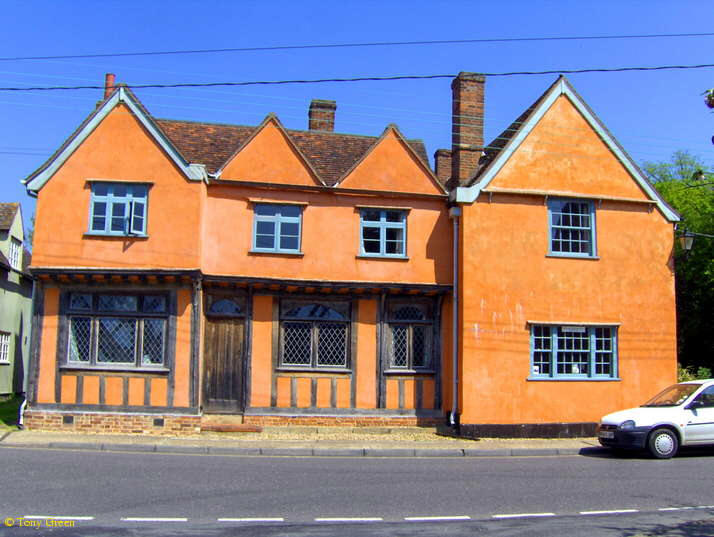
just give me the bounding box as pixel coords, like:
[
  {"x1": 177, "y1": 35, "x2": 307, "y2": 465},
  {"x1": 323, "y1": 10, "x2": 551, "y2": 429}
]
[
  {"x1": 360, "y1": 209, "x2": 407, "y2": 257},
  {"x1": 548, "y1": 199, "x2": 596, "y2": 257},
  {"x1": 252, "y1": 204, "x2": 302, "y2": 253},
  {"x1": 66, "y1": 293, "x2": 168, "y2": 369},
  {"x1": 386, "y1": 302, "x2": 432, "y2": 370},
  {"x1": 89, "y1": 182, "x2": 149, "y2": 236},
  {"x1": 279, "y1": 301, "x2": 349, "y2": 369},
  {"x1": 530, "y1": 325, "x2": 617, "y2": 379}
]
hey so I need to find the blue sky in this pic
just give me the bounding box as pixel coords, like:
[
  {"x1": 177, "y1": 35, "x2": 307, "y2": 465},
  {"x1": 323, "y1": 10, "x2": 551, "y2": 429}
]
[{"x1": 2, "y1": 0, "x2": 713, "y2": 233}]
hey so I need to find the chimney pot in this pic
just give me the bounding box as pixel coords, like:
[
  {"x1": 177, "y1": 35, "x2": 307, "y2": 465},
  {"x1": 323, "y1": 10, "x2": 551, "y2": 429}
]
[
  {"x1": 308, "y1": 99, "x2": 337, "y2": 132},
  {"x1": 434, "y1": 149, "x2": 453, "y2": 187},
  {"x1": 103, "y1": 73, "x2": 116, "y2": 100}
]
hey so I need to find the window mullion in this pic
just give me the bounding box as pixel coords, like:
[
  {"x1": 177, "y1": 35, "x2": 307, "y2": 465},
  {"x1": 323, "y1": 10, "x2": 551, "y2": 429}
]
[
  {"x1": 137, "y1": 318, "x2": 143, "y2": 367},
  {"x1": 588, "y1": 327, "x2": 595, "y2": 378},
  {"x1": 379, "y1": 213, "x2": 386, "y2": 256},
  {"x1": 406, "y1": 324, "x2": 413, "y2": 369},
  {"x1": 551, "y1": 328, "x2": 558, "y2": 378},
  {"x1": 275, "y1": 213, "x2": 283, "y2": 251},
  {"x1": 90, "y1": 318, "x2": 98, "y2": 366},
  {"x1": 311, "y1": 321, "x2": 318, "y2": 368}
]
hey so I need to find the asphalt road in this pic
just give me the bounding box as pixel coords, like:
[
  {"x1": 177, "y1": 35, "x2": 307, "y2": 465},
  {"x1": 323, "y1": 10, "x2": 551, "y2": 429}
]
[{"x1": 2, "y1": 446, "x2": 714, "y2": 536}]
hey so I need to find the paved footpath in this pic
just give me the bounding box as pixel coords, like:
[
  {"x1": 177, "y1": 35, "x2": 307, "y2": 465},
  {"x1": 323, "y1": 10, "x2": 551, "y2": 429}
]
[{"x1": 0, "y1": 427, "x2": 603, "y2": 457}]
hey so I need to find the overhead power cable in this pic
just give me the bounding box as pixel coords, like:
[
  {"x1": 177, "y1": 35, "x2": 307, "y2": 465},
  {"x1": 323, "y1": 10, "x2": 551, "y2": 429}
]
[
  {"x1": 2, "y1": 32, "x2": 714, "y2": 61},
  {"x1": 2, "y1": 63, "x2": 714, "y2": 92}
]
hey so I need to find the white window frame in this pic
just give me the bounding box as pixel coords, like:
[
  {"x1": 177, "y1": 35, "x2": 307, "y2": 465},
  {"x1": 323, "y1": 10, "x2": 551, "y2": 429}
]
[
  {"x1": 0, "y1": 332, "x2": 10, "y2": 364},
  {"x1": 8, "y1": 237, "x2": 21, "y2": 270}
]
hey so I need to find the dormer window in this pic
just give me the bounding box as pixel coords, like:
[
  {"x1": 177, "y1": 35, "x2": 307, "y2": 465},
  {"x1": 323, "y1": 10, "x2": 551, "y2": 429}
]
[{"x1": 88, "y1": 182, "x2": 148, "y2": 236}]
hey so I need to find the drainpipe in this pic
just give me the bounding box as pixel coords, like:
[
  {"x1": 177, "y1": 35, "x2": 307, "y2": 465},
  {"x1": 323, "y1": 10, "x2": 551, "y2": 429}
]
[{"x1": 448, "y1": 206, "x2": 461, "y2": 429}]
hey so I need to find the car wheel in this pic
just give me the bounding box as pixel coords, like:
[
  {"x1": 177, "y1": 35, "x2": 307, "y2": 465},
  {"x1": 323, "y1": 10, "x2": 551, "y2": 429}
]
[{"x1": 647, "y1": 428, "x2": 678, "y2": 459}]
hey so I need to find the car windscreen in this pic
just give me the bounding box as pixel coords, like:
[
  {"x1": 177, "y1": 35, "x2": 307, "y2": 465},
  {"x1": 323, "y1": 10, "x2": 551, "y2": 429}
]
[{"x1": 642, "y1": 383, "x2": 702, "y2": 407}]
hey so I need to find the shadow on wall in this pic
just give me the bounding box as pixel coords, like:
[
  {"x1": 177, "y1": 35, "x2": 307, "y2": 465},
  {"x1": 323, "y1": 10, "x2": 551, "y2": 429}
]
[{"x1": 12, "y1": 312, "x2": 25, "y2": 395}]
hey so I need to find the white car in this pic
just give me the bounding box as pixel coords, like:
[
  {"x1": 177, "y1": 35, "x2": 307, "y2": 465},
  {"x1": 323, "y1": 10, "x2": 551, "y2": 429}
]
[{"x1": 597, "y1": 379, "x2": 714, "y2": 458}]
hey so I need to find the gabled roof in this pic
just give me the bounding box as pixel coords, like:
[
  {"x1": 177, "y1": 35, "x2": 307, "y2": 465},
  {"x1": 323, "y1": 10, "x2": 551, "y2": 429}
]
[
  {"x1": 453, "y1": 76, "x2": 680, "y2": 222},
  {"x1": 23, "y1": 86, "x2": 208, "y2": 194},
  {"x1": 156, "y1": 118, "x2": 430, "y2": 187},
  {"x1": 216, "y1": 114, "x2": 326, "y2": 186},
  {"x1": 0, "y1": 203, "x2": 19, "y2": 230},
  {"x1": 22, "y1": 79, "x2": 431, "y2": 194},
  {"x1": 336, "y1": 124, "x2": 446, "y2": 194}
]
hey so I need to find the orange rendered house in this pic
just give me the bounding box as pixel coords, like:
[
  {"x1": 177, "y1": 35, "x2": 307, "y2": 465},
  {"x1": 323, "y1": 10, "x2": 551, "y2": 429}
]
[
  {"x1": 440, "y1": 74, "x2": 679, "y2": 436},
  {"x1": 22, "y1": 75, "x2": 451, "y2": 434},
  {"x1": 22, "y1": 72, "x2": 678, "y2": 436}
]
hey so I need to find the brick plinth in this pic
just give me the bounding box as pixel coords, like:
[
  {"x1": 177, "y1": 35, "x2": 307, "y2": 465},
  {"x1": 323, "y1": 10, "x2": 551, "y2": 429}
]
[
  {"x1": 243, "y1": 415, "x2": 444, "y2": 427},
  {"x1": 24, "y1": 409, "x2": 201, "y2": 436}
]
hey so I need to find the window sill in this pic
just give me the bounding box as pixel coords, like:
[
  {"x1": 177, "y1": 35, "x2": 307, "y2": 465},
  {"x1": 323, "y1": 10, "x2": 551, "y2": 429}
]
[
  {"x1": 275, "y1": 366, "x2": 351, "y2": 374},
  {"x1": 84, "y1": 232, "x2": 149, "y2": 240},
  {"x1": 384, "y1": 369, "x2": 435, "y2": 375},
  {"x1": 61, "y1": 364, "x2": 169, "y2": 374},
  {"x1": 249, "y1": 250, "x2": 304, "y2": 258},
  {"x1": 527, "y1": 376, "x2": 620, "y2": 382},
  {"x1": 546, "y1": 253, "x2": 599, "y2": 260},
  {"x1": 356, "y1": 255, "x2": 409, "y2": 261}
]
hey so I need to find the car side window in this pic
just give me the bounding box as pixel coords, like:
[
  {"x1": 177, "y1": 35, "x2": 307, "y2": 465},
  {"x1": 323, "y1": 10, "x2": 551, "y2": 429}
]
[{"x1": 693, "y1": 386, "x2": 714, "y2": 408}]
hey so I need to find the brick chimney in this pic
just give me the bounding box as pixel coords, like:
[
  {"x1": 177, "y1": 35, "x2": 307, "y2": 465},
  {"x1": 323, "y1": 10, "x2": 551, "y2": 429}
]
[
  {"x1": 434, "y1": 149, "x2": 453, "y2": 185},
  {"x1": 451, "y1": 72, "x2": 485, "y2": 185},
  {"x1": 103, "y1": 73, "x2": 116, "y2": 100},
  {"x1": 308, "y1": 99, "x2": 337, "y2": 131}
]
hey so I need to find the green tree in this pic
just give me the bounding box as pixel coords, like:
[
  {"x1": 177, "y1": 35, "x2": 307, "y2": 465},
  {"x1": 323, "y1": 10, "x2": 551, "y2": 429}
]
[{"x1": 644, "y1": 152, "x2": 714, "y2": 372}]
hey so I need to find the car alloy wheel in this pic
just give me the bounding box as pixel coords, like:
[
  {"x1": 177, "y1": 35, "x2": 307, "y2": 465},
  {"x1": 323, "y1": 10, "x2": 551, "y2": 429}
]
[{"x1": 647, "y1": 428, "x2": 678, "y2": 459}]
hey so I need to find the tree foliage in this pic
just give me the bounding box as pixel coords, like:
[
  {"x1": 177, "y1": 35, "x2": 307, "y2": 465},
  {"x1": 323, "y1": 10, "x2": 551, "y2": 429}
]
[{"x1": 644, "y1": 151, "x2": 714, "y2": 371}]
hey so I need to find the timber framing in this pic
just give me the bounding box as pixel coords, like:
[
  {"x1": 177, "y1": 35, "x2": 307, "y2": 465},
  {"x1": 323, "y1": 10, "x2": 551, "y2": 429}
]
[{"x1": 30, "y1": 268, "x2": 452, "y2": 297}]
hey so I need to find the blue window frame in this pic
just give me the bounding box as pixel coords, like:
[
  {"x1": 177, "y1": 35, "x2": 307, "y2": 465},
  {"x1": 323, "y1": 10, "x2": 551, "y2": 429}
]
[
  {"x1": 89, "y1": 182, "x2": 148, "y2": 236},
  {"x1": 530, "y1": 325, "x2": 617, "y2": 379},
  {"x1": 548, "y1": 199, "x2": 595, "y2": 257},
  {"x1": 360, "y1": 209, "x2": 406, "y2": 257},
  {"x1": 252, "y1": 204, "x2": 302, "y2": 253}
]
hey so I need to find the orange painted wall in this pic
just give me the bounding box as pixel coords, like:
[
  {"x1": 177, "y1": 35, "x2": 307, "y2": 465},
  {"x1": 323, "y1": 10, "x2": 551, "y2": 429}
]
[
  {"x1": 105, "y1": 377, "x2": 123, "y2": 406},
  {"x1": 249, "y1": 295, "x2": 273, "y2": 407},
  {"x1": 355, "y1": 299, "x2": 377, "y2": 408},
  {"x1": 36, "y1": 286, "x2": 60, "y2": 404},
  {"x1": 173, "y1": 288, "x2": 193, "y2": 407},
  {"x1": 202, "y1": 186, "x2": 450, "y2": 285},
  {"x1": 339, "y1": 130, "x2": 443, "y2": 195},
  {"x1": 488, "y1": 96, "x2": 650, "y2": 201},
  {"x1": 60, "y1": 375, "x2": 76, "y2": 404},
  {"x1": 32, "y1": 104, "x2": 204, "y2": 270},
  {"x1": 458, "y1": 201, "x2": 676, "y2": 424},
  {"x1": 220, "y1": 121, "x2": 319, "y2": 186},
  {"x1": 457, "y1": 95, "x2": 676, "y2": 425}
]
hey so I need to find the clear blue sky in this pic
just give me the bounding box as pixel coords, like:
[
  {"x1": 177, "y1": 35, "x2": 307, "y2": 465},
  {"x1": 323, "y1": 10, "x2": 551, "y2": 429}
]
[{"x1": 2, "y1": 0, "x2": 713, "y2": 234}]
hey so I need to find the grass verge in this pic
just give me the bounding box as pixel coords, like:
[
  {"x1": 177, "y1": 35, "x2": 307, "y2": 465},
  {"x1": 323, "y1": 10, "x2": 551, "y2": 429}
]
[{"x1": 0, "y1": 396, "x2": 22, "y2": 432}]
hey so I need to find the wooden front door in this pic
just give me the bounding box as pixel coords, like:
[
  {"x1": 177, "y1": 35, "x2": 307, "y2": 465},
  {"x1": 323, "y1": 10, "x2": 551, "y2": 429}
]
[{"x1": 203, "y1": 315, "x2": 245, "y2": 413}]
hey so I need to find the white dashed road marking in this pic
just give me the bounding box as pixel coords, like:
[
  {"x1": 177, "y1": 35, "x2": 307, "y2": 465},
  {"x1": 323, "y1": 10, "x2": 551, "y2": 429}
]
[
  {"x1": 121, "y1": 517, "x2": 188, "y2": 522},
  {"x1": 404, "y1": 516, "x2": 471, "y2": 521},
  {"x1": 580, "y1": 509, "x2": 639, "y2": 515},
  {"x1": 492, "y1": 512, "x2": 556, "y2": 519},
  {"x1": 218, "y1": 518, "x2": 285, "y2": 522},
  {"x1": 314, "y1": 517, "x2": 383, "y2": 522}
]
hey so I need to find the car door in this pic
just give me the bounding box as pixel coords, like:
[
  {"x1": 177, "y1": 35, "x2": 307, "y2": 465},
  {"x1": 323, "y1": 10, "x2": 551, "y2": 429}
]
[{"x1": 683, "y1": 386, "x2": 714, "y2": 444}]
